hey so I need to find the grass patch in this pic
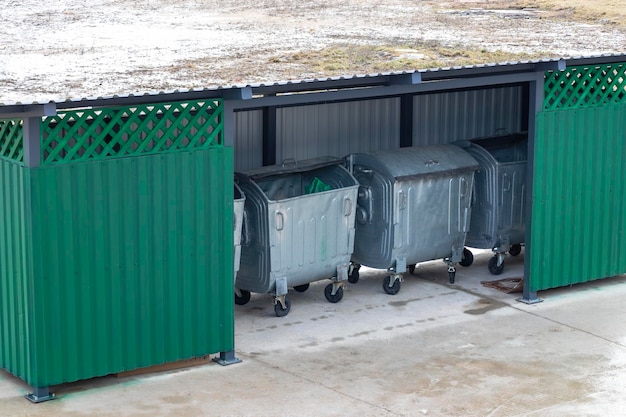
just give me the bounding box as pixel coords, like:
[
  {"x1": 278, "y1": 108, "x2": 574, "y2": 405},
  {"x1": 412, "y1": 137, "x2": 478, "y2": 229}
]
[
  {"x1": 269, "y1": 42, "x2": 550, "y2": 76},
  {"x1": 445, "y1": 0, "x2": 626, "y2": 27}
]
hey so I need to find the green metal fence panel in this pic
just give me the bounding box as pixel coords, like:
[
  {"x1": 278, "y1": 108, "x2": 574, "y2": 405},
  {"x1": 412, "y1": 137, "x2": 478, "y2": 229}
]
[
  {"x1": 41, "y1": 100, "x2": 223, "y2": 166},
  {"x1": 23, "y1": 147, "x2": 233, "y2": 387},
  {"x1": 0, "y1": 119, "x2": 24, "y2": 164},
  {"x1": 1, "y1": 98, "x2": 233, "y2": 389},
  {"x1": 531, "y1": 104, "x2": 626, "y2": 292},
  {"x1": 544, "y1": 62, "x2": 626, "y2": 110},
  {"x1": 0, "y1": 160, "x2": 30, "y2": 382}
]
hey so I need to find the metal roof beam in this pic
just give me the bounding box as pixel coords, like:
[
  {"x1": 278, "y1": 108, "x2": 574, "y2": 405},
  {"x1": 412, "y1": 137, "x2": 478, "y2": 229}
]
[
  {"x1": 249, "y1": 76, "x2": 390, "y2": 96},
  {"x1": 0, "y1": 103, "x2": 56, "y2": 119},
  {"x1": 392, "y1": 72, "x2": 422, "y2": 85},
  {"x1": 232, "y1": 71, "x2": 539, "y2": 110},
  {"x1": 565, "y1": 54, "x2": 626, "y2": 67},
  {"x1": 223, "y1": 87, "x2": 253, "y2": 100},
  {"x1": 534, "y1": 59, "x2": 566, "y2": 72}
]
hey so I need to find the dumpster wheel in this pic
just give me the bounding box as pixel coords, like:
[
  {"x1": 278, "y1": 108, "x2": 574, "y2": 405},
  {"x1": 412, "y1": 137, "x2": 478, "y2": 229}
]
[
  {"x1": 509, "y1": 244, "x2": 522, "y2": 257},
  {"x1": 488, "y1": 255, "x2": 505, "y2": 275},
  {"x1": 348, "y1": 263, "x2": 361, "y2": 284},
  {"x1": 274, "y1": 296, "x2": 291, "y2": 317},
  {"x1": 324, "y1": 283, "x2": 344, "y2": 303},
  {"x1": 408, "y1": 264, "x2": 416, "y2": 274},
  {"x1": 448, "y1": 264, "x2": 457, "y2": 284},
  {"x1": 382, "y1": 275, "x2": 401, "y2": 295},
  {"x1": 234, "y1": 289, "x2": 251, "y2": 306},
  {"x1": 459, "y1": 248, "x2": 474, "y2": 267},
  {"x1": 294, "y1": 283, "x2": 310, "y2": 292}
]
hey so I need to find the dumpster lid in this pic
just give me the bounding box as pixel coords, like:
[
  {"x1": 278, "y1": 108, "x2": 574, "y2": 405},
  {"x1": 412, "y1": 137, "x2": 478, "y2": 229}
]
[
  {"x1": 351, "y1": 145, "x2": 478, "y2": 180},
  {"x1": 455, "y1": 131, "x2": 528, "y2": 149},
  {"x1": 240, "y1": 156, "x2": 344, "y2": 180}
]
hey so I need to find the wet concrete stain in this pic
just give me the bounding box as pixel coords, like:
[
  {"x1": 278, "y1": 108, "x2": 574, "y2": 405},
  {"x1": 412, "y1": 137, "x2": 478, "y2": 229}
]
[
  {"x1": 310, "y1": 315, "x2": 329, "y2": 321},
  {"x1": 348, "y1": 330, "x2": 376, "y2": 338},
  {"x1": 162, "y1": 395, "x2": 191, "y2": 405},
  {"x1": 388, "y1": 291, "x2": 457, "y2": 307},
  {"x1": 283, "y1": 321, "x2": 303, "y2": 326},
  {"x1": 464, "y1": 298, "x2": 507, "y2": 315},
  {"x1": 330, "y1": 337, "x2": 345, "y2": 342}
]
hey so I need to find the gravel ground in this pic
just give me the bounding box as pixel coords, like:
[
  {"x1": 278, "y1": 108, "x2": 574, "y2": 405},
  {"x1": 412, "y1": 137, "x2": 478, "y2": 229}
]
[{"x1": 1, "y1": 0, "x2": 625, "y2": 103}]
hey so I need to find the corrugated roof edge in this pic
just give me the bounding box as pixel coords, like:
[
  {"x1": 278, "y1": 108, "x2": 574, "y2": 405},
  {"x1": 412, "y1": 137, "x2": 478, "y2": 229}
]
[{"x1": 1, "y1": 53, "x2": 625, "y2": 109}]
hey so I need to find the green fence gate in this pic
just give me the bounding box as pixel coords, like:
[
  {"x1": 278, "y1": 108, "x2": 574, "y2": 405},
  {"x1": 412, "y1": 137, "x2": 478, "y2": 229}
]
[
  {"x1": 529, "y1": 63, "x2": 626, "y2": 293},
  {"x1": 0, "y1": 99, "x2": 237, "y2": 401}
]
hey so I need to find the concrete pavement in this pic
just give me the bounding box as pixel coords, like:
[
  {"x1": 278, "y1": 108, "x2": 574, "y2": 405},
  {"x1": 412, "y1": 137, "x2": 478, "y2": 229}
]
[{"x1": 1, "y1": 249, "x2": 625, "y2": 416}]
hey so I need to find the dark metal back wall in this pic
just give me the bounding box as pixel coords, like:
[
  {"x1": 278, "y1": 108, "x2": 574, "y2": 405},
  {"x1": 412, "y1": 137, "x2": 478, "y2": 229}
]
[{"x1": 232, "y1": 86, "x2": 523, "y2": 171}]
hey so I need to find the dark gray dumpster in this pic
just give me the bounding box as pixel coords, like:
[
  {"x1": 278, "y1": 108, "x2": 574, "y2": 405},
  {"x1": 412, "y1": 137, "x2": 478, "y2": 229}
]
[
  {"x1": 455, "y1": 133, "x2": 528, "y2": 275},
  {"x1": 347, "y1": 145, "x2": 479, "y2": 294},
  {"x1": 235, "y1": 157, "x2": 359, "y2": 316}
]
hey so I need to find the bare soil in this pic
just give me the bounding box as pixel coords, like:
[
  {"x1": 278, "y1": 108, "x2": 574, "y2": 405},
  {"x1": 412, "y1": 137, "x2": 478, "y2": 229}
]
[{"x1": 1, "y1": 0, "x2": 625, "y2": 104}]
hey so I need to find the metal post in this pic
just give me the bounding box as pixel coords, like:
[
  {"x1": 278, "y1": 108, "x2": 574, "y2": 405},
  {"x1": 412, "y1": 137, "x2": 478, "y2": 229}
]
[
  {"x1": 25, "y1": 386, "x2": 55, "y2": 403},
  {"x1": 518, "y1": 71, "x2": 544, "y2": 304},
  {"x1": 20, "y1": 109, "x2": 57, "y2": 402},
  {"x1": 222, "y1": 100, "x2": 235, "y2": 148},
  {"x1": 22, "y1": 116, "x2": 41, "y2": 168},
  {"x1": 262, "y1": 106, "x2": 277, "y2": 166},
  {"x1": 399, "y1": 94, "x2": 414, "y2": 148},
  {"x1": 212, "y1": 350, "x2": 242, "y2": 366}
]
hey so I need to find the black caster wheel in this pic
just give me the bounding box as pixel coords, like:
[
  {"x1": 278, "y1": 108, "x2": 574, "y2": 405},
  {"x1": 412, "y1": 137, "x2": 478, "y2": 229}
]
[
  {"x1": 448, "y1": 271, "x2": 456, "y2": 284},
  {"x1": 234, "y1": 289, "x2": 251, "y2": 306},
  {"x1": 509, "y1": 244, "x2": 522, "y2": 257},
  {"x1": 408, "y1": 264, "x2": 416, "y2": 274},
  {"x1": 294, "y1": 283, "x2": 310, "y2": 292},
  {"x1": 348, "y1": 266, "x2": 360, "y2": 284},
  {"x1": 382, "y1": 275, "x2": 401, "y2": 295},
  {"x1": 488, "y1": 256, "x2": 505, "y2": 275},
  {"x1": 324, "y1": 284, "x2": 344, "y2": 303},
  {"x1": 459, "y1": 248, "x2": 474, "y2": 267},
  {"x1": 274, "y1": 297, "x2": 291, "y2": 317}
]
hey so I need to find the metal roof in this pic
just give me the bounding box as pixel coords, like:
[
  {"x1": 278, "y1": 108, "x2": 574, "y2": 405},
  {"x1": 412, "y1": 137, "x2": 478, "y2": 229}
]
[{"x1": 1, "y1": 53, "x2": 625, "y2": 117}]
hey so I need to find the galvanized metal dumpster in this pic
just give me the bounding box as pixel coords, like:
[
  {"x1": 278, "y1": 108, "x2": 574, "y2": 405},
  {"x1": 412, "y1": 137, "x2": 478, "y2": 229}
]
[
  {"x1": 347, "y1": 145, "x2": 479, "y2": 293},
  {"x1": 455, "y1": 133, "x2": 528, "y2": 275},
  {"x1": 235, "y1": 157, "x2": 359, "y2": 316}
]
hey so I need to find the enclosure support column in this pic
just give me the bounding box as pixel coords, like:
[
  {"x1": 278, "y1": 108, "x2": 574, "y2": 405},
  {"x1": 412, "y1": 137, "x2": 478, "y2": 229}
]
[
  {"x1": 25, "y1": 387, "x2": 55, "y2": 404},
  {"x1": 23, "y1": 115, "x2": 56, "y2": 402},
  {"x1": 263, "y1": 105, "x2": 277, "y2": 166},
  {"x1": 23, "y1": 116, "x2": 41, "y2": 168},
  {"x1": 518, "y1": 72, "x2": 544, "y2": 304},
  {"x1": 399, "y1": 94, "x2": 414, "y2": 148},
  {"x1": 220, "y1": 98, "x2": 242, "y2": 367},
  {"x1": 222, "y1": 100, "x2": 235, "y2": 147},
  {"x1": 212, "y1": 350, "x2": 242, "y2": 366}
]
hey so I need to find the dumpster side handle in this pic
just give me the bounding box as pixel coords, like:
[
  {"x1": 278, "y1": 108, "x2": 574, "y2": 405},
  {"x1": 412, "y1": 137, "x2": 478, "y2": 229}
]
[{"x1": 275, "y1": 211, "x2": 284, "y2": 231}]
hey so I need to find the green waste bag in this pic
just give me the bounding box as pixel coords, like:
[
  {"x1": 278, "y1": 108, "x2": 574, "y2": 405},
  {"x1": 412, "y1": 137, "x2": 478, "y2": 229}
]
[{"x1": 305, "y1": 177, "x2": 332, "y2": 194}]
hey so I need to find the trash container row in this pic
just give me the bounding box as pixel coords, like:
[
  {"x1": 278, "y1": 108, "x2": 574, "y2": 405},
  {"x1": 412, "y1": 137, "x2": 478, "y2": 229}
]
[{"x1": 232, "y1": 138, "x2": 527, "y2": 316}]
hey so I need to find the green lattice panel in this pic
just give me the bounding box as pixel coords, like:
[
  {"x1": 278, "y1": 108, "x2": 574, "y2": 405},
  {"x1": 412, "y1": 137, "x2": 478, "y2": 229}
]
[
  {"x1": 41, "y1": 99, "x2": 223, "y2": 165},
  {"x1": 0, "y1": 119, "x2": 24, "y2": 164},
  {"x1": 544, "y1": 62, "x2": 626, "y2": 110}
]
